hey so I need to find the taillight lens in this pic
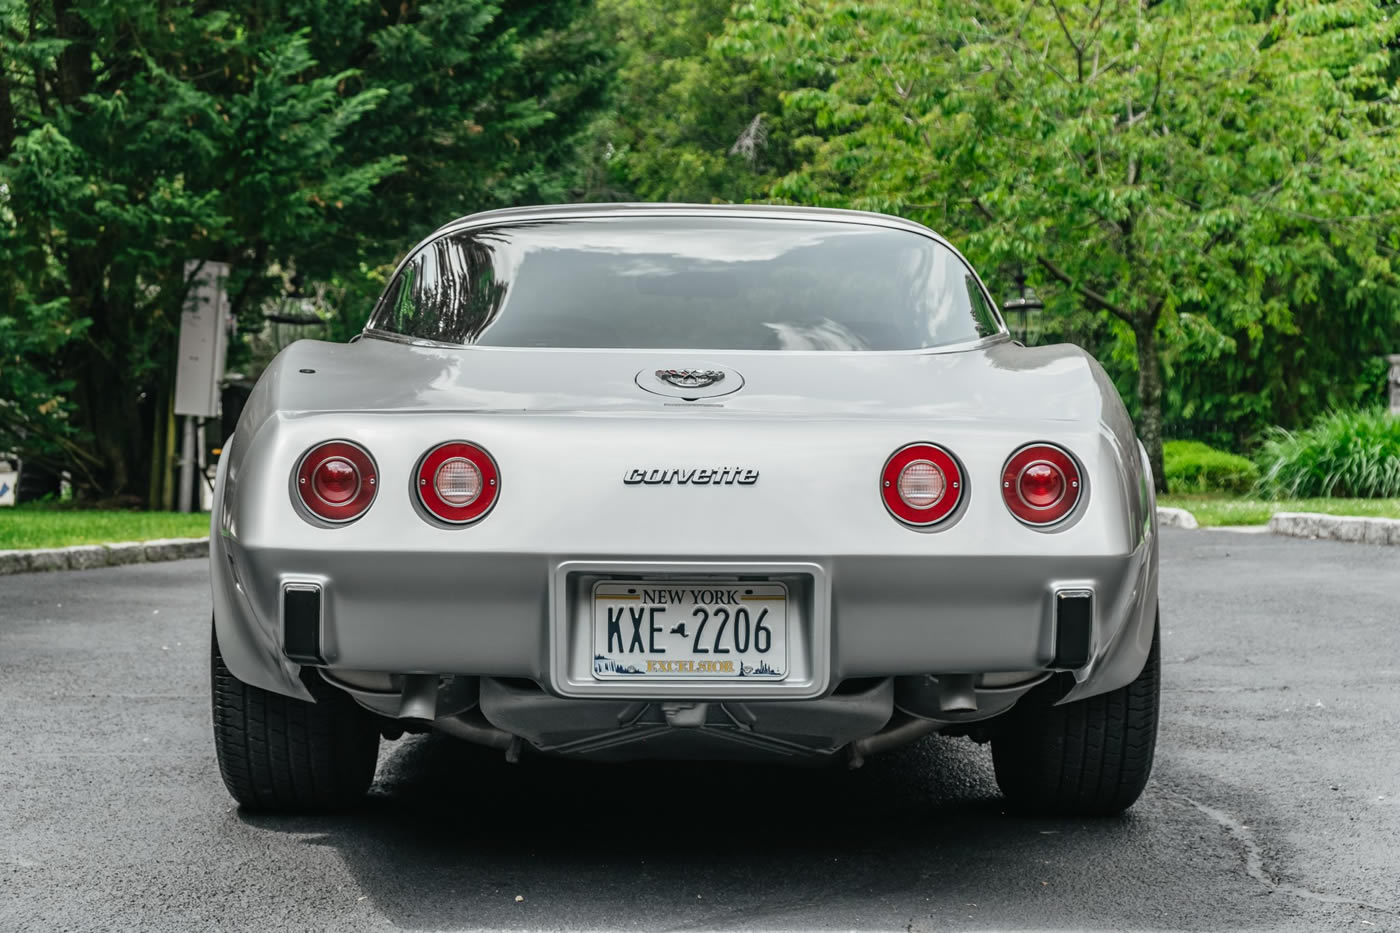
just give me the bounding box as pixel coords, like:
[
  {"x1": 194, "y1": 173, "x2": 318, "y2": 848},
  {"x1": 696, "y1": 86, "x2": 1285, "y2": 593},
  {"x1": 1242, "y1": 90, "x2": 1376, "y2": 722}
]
[
  {"x1": 1002, "y1": 443, "x2": 1082, "y2": 526},
  {"x1": 881, "y1": 443, "x2": 964, "y2": 526},
  {"x1": 435, "y1": 458, "x2": 482, "y2": 505},
  {"x1": 294, "y1": 441, "x2": 377, "y2": 523},
  {"x1": 416, "y1": 441, "x2": 499, "y2": 524}
]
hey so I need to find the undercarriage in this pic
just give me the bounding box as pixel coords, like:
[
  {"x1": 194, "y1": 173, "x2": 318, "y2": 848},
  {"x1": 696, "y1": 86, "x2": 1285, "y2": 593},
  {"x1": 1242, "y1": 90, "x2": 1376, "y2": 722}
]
[{"x1": 321, "y1": 669, "x2": 1054, "y2": 765}]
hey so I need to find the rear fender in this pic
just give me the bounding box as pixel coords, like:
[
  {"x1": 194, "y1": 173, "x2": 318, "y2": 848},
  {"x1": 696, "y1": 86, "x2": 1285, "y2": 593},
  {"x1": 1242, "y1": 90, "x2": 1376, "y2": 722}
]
[
  {"x1": 1059, "y1": 438, "x2": 1158, "y2": 703},
  {"x1": 210, "y1": 429, "x2": 313, "y2": 701}
]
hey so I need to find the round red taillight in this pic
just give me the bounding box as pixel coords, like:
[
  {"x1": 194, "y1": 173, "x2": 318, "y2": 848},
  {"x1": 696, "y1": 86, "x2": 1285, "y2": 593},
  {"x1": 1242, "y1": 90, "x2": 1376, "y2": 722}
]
[
  {"x1": 881, "y1": 443, "x2": 964, "y2": 526},
  {"x1": 1002, "y1": 443, "x2": 1082, "y2": 526},
  {"x1": 416, "y1": 442, "x2": 499, "y2": 524},
  {"x1": 294, "y1": 441, "x2": 377, "y2": 523},
  {"x1": 313, "y1": 458, "x2": 359, "y2": 504}
]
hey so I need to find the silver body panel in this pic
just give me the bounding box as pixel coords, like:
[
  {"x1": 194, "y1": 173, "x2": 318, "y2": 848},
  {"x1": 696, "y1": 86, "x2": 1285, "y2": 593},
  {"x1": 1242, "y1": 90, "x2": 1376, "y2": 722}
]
[{"x1": 210, "y1": 205, "x2": 1158, "y2": 762}]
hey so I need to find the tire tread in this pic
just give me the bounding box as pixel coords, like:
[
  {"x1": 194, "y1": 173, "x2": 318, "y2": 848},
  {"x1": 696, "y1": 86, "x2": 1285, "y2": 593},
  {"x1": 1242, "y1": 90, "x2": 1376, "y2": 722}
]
[
  {"x1": 992, "y1": 615, "x2": 1160, "y2": 816},
  {"x1": 211, "y1": 627, "x2": 379, "y2": 811}
]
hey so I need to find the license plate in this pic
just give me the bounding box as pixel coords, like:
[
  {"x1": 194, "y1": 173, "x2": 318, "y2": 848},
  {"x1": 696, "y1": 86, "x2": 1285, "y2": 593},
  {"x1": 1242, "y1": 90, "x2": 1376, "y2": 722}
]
[{"x1": 591, "y1": 581, "x2": 788, "y2": 681}]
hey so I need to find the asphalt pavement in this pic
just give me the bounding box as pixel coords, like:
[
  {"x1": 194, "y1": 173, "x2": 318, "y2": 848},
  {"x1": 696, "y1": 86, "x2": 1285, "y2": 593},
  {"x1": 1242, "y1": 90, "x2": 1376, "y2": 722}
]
[{"x1": 1, "y1": 529, "x2": 1398, "y2": 932}]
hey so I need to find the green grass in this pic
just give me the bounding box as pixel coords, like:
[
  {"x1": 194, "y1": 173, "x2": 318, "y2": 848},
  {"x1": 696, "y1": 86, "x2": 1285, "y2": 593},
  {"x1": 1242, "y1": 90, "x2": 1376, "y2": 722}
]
[
  {"x1": 0, "y1": 506, "x2": 209, "y2": 550},
  {"x1": 1159, "y1": 493, "x2": 1400, "y2": 527}
]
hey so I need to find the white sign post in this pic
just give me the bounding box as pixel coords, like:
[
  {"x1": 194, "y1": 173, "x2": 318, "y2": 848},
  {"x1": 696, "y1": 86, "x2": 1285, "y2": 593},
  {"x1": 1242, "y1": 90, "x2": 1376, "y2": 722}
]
[
  {"x1": 174, "y1": 261, "x2": 231, "y2": 512},
  {"x1": 0, "y1": 460, "x2": 16, "y2": 507}
]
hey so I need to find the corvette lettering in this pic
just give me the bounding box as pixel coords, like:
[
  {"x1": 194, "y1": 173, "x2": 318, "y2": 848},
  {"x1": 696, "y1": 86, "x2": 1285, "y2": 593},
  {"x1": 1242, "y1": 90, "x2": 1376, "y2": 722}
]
[{"x1": 623, "y1": 467, "x2": 759, "y2": 486}]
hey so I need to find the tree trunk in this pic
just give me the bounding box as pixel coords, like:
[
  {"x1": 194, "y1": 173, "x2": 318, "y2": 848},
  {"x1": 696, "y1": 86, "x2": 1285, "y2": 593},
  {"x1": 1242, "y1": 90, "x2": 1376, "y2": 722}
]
[
  {"x1": 51, "y1": 0, "x2": 93, "y2": 108},
  {"x1": 1133, "y1": 316, "x2": 1167, "y2": 493},
  {"x1": 69, "y1": 335, "x2": 146, "y2": 500},
  {"x1": 63, "y1": 273, "x2": 164, "y2": 502},
  {"x1": 148, "y1": 383, "x2": 174, "y2": 510},
  {"x1": 0, "y1": 48, "x2": 16, "y2": 159}
]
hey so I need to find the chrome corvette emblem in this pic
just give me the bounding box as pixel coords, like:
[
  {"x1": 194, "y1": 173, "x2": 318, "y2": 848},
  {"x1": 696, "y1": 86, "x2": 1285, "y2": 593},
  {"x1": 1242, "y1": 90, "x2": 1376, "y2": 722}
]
[
  {"x1": 655, "y1": 369, "x2": 725, "y2": 389},
  {"x1": 624, "y1": 468, "x2": 759, "y2": 486}
]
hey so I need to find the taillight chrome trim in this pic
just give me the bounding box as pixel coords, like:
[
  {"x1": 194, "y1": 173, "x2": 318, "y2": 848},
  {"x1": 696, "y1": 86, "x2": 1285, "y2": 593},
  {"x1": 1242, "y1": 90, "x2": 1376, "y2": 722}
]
[
  {"x1": 292, "y1": 440, "x2": 378, "y2": 524},
  {"x1": 1001, "y1": 442, "x2": 1083, "y2": 527},
  {"x1": 881, "y1": 442, "x2": 965, "y2": 527},
  {"x1": 415, "y1": 441, "x2": 500, "y2": 525}
]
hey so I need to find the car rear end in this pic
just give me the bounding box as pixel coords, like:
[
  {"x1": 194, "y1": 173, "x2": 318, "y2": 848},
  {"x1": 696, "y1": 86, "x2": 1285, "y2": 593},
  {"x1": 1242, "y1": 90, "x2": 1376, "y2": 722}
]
[
  {"x1": 209, "y1": 205, "x2": 1159, "y2": 815},
  {"x1": 214, "y1": 345, "x2": 1155, "y2": 731}
]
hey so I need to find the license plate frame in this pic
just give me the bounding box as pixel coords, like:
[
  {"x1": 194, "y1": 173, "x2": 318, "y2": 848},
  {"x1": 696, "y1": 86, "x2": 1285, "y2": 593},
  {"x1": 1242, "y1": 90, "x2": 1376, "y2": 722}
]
[
  {"x1": 590, "y1": 580, "x2": 789, "y2": 682},
  {"x1": 550, "y1": 560, "x2": 829, "y2": 701}
]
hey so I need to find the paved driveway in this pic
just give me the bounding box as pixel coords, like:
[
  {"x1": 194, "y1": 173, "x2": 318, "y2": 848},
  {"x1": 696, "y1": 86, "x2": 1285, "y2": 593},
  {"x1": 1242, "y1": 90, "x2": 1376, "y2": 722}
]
[{"x1": 1, "y1": 529, "x2": 1397, "y2": 931}]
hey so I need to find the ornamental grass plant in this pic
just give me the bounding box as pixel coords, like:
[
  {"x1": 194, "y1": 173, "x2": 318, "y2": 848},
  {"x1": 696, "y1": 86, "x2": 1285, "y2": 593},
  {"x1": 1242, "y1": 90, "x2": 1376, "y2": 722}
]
[{"x1": 1255, "y1": 409, "x2": 1400, "y2": 499}]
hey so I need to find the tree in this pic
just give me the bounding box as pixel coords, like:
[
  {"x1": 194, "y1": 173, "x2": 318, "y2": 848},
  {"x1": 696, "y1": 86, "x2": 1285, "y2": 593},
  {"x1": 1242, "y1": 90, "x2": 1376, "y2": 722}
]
[
  {"x1": 291, "y1": 0, "x2": 612, "y2": 272},
  {"x1": 729, "y1": 0, "x2": 1400, "y2": 489},
  {"x1": 582, "y1": 0, "x2": 810, "y2": 203},
  {"x1": 0, "y1": 0, "x2": 610, "y2": 502}
]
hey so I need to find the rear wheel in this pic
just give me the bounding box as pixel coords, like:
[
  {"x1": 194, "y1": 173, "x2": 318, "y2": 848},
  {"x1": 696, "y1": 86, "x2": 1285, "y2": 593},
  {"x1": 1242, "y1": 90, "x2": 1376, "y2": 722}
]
[
  {"x1": 991, "y1": 615, "x2": 1160, "y2": 816},
  {"x1": 211, "y1": 624, "x2": 380, "y2": 811}
]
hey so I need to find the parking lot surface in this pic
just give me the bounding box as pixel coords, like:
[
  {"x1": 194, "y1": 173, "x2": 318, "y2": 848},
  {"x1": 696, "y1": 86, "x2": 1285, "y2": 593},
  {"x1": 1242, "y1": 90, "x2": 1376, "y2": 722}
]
[{"x1": 2, "y1": 529, "x2": 1398, "y2": 931}]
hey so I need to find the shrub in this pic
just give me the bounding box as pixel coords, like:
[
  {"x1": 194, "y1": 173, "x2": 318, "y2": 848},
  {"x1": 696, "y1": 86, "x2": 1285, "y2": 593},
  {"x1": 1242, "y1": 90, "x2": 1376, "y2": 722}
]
[
  {"x1": 1255, "y1": 408, "x2": 1400, "y2": 499},
  {"x1": 1163, "y1": 440, "x2": 1260, "y2": 493}
]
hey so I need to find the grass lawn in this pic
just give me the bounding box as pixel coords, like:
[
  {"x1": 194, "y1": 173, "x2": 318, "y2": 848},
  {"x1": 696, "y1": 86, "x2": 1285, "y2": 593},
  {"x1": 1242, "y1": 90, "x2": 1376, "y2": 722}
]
[
  {"x1": 0, "y1": 506, "x2": 209, "y2": 550},
  {"x1": 1158, "y1": 494, "x2": 1400, "y2": 527}
]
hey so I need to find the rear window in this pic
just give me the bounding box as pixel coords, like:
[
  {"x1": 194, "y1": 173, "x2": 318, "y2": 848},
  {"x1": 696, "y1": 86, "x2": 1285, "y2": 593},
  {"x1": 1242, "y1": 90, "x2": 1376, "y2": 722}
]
[{"x1": 367, "y1": 216, "x2": 1003, "y2": 351}]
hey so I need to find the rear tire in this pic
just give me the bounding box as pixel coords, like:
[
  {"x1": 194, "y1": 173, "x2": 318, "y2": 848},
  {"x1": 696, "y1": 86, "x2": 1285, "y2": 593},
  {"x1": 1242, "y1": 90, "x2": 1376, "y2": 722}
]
[
  {"x1": 211, "y1": 624, "x2": 380, "y2": 811},
  {"x1": 991, "y1": 615, "x2": 1160, "y2": 816}
]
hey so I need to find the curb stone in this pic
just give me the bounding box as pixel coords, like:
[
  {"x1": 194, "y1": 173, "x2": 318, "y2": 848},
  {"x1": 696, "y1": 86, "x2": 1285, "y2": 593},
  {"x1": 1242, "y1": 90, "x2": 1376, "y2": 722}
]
[
  {"x1": 0, "y1": 537, "x2": 208, "y2": 576},
  {"x1": 22, "y1": 548, "x2": 73, "y2": 573},
  {"x1": 104, "y1": 541, "x2": 149, "y2": 566},
  {"x1": 143, "y1": 537, "x2": 206, "y2": 562},
  {"x1": 1156, "y1": 506, "x2": 1199, "y2": 529},
  {"x1": 63, "y1": 545, "x2": 111, "y2": 571},
  {"x1": 1267, "y1": 511, "x2": 1400, "y2": 547}
]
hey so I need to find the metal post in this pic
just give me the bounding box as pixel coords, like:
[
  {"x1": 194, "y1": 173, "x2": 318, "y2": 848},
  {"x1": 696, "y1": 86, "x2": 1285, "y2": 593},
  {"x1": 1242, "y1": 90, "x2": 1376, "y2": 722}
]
[
  {"x1": 1388, "y1": 355, "x2": 1400, "y2": 416},
  {"x1": 178, "y1": 415, "x2": 196, "y2": 513}
]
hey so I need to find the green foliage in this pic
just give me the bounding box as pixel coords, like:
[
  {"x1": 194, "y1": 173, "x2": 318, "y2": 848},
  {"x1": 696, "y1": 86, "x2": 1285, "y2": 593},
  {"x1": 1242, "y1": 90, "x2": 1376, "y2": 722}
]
[
  {"x1": 0, "y1": 0, "x2": 610, "y2": 499},
  {"x1": 1256, "y1": 409, "x2": 1400, "y2": 498},
  {"x1": 0, "y1": 289, "x2": 88, "y2": 475},
  {"x1": 1162, "y1": 440, "x2": 1259, "y2": 494},
  {"x1": 8, "y1": 0, "x2": 1400, "y2": 507},
  {"x1": 305, "y1": 0, "x2": 613, "y2": 257},
  {"x1": 1162, "y1": 276, "x2": 1398, "y2": 451},
  {"x1": 721, "y1": 0, "x2": 1400, "y2": 489},
  {"x1": 581, "y1": 0, "x2": 810, "y2": 203}
]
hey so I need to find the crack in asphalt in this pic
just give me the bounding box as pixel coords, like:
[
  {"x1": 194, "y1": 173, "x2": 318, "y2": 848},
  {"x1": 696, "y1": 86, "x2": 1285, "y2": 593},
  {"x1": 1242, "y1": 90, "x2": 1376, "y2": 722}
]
[{"x1": 1168, "y1": 790, "x2": 1397, "y2": 917}]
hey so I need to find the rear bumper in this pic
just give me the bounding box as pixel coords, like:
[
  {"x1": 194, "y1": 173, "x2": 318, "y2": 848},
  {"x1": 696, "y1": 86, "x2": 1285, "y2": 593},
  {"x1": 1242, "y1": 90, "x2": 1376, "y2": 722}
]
[{"x1": 211, "y1": 530, "x2": 1157, "y2": 708}]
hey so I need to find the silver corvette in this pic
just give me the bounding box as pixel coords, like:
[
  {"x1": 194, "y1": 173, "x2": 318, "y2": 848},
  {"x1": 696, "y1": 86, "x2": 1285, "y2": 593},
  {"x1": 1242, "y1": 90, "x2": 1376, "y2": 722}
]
[{"x1": 210, "y1": 203, "x2": 1160, "y2": 816}]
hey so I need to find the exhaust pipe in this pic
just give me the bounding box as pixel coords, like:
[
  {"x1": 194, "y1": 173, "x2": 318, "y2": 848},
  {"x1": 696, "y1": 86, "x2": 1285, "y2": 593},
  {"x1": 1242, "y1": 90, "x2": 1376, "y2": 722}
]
[
  {"x1": 433, "y1": 710, "x2": 517, "y2": 754},
  {"x1": 935, "y1": 674, "x2": 978, "y2": 713},
  {"x1": 894, "y1": 674, "x2": 980, "y2": 719},
  {"x1": 846, "y1": 715, "x2": 940, "y2": 769}
]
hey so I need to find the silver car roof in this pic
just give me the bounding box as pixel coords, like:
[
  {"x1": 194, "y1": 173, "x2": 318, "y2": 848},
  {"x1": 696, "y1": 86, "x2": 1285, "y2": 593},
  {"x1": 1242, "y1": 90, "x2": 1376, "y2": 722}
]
[{"x1": 425, "y1": 202, "x2": 942, "y2": 240}]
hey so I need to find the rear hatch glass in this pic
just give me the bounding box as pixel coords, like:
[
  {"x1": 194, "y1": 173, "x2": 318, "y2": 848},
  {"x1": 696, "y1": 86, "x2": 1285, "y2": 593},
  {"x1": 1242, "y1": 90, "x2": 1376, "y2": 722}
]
[{"x1": 368, "y1": 216, "x2": 1002, "y2": 351}]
